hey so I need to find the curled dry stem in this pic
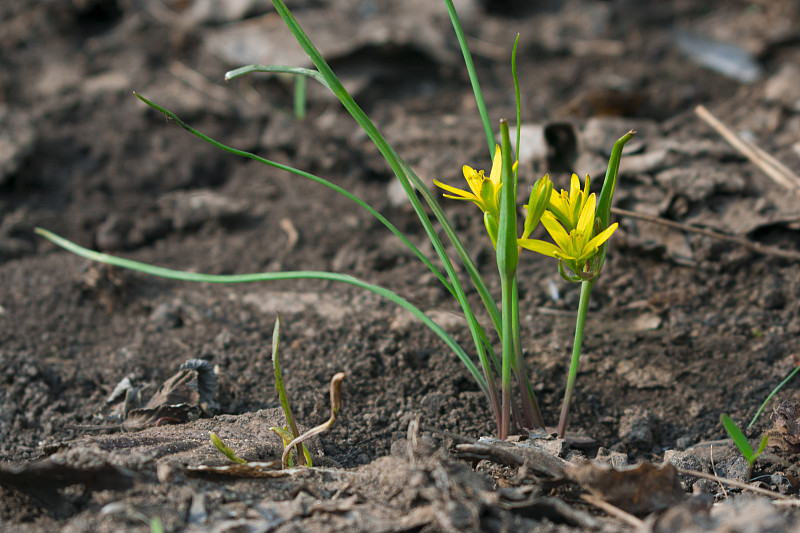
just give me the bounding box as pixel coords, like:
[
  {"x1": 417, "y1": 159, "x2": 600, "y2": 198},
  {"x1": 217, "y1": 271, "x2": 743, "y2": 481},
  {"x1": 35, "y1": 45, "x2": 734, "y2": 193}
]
[{"x1": 281, "y1": 372, "x2": 345, "y2": 469}]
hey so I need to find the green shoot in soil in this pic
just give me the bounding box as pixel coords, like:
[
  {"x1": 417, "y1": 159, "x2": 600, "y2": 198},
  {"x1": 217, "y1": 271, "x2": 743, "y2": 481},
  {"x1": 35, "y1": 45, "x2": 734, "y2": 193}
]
[
  {"x1": 269, "y1": 315, "x2": 312, "y2": 467},
  {"x1": 210, "y1": 431, "x2": 247, "y2": 464},
  {"x1": 721, "y1": 413, "x2": 769, "y2": 482}
]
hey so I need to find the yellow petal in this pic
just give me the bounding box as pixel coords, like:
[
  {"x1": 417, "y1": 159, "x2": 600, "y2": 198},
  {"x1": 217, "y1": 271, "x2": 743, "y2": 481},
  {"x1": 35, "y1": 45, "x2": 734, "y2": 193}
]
[
  {"x1": 462, "y1": 166, "x2": 485, "y2": 199},
  {"x1": 585, "y1": 222, "x2": 618, "y2": 250},
  {"x1": 569, "y1": 174, "x2": 580, "y2": 200},
  {"x1": 517, "y1": 238, "x2": 561, "y2": 258},
  {"x1": 576, "y1": 193, "x2": 597, "y2": 235},
  {"x1": 489, "y1": 145, "x2": 502, "y2": 187},
  {"x1": 435, "y1": 179, "x2": 475, "y2": 199},
  {"x1": 541, "y1": 212, "x2": 571, "y2": 251}
]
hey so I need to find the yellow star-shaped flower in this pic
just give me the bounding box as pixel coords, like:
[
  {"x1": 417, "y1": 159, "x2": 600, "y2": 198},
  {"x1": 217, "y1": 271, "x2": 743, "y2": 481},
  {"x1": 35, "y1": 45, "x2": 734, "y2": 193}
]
[
  {"x1": 518, "y1": 191, "x2": 617, "y2": 278},
  {"x1": 434, "y1": 145, "x2": 504, "y2": 218}
]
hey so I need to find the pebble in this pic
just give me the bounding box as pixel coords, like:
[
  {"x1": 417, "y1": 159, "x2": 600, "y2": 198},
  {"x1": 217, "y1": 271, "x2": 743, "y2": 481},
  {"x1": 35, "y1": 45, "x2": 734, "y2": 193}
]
[{"x1": 618, "y1": 407, "x2": 654, "y2": 450}]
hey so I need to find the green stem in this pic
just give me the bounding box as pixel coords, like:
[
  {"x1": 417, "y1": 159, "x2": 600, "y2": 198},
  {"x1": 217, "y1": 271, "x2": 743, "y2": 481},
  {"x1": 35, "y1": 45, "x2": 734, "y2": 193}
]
[
  {"x1": 293, "y1": 74, "x2": 307, "y2": 119},
  {"x1": 500, "y1": 276, "x2": 514, "y2": 439},
  {"x1": 748, "y1": 365, "x2": 800, "y2": 428},
  {"x1": 497, "y1": 120, "x2": 519, "y2": 439},
  {"x1": 512, "y1": 279, "x2": 544, "y2": 429},
  {"x1": 133, "y1": 93, "x2": 454, "y2": 299},
  {"x1": 35, "y1": 228, "x2": 488, "y2": 392},
  {"x1": 557, "y1": 279, "x2": 594, "y2": 437},
  {"x1": 271, "y1": 316, "x2": 311, "y2": 466}
]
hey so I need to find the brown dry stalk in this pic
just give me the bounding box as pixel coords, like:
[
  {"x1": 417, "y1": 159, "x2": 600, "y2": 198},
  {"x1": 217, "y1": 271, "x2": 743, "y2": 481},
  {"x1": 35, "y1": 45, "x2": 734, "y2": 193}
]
[
  {"x1": 579, "y1": 493, "x2": 645, "y2": 528},
  {"x1": 281, "y1": 372, "x2": 345, "y2": 469},
  {"x1": 675, "y1": 467, "x2": 793, "y2": 500},
  {"x1": 611, "y1": 207, "x2": 800, "y2": 261},
  {"x1": 695, "y1": 105, "x2": 800, "y2": 191}
]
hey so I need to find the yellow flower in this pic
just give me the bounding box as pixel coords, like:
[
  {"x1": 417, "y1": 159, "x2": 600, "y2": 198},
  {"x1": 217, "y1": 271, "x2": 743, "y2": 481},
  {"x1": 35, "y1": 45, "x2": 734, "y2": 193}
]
[
  {"x1": 548, "y1": 173, "x2": 592, "y2": 232},
  {"x1": 434, "y1": 145, "x2": 504, "y2": 218},
  {"x1": 518, "y1": 191, "x2": 617, "y2": 278}
]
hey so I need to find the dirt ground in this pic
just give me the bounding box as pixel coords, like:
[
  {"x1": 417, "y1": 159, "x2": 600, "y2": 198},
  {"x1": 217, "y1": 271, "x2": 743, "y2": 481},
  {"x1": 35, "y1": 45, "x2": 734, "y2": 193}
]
[{"x1": 3, "y1": 0, "x2": 800, "y2": 531}]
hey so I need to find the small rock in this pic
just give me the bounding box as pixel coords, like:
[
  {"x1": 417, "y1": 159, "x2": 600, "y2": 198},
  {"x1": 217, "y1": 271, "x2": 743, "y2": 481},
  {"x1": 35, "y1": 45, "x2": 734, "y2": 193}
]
[
  {"x1": 618, "y1": 407, "x2": 654, "y2": 450},
  {"x1": 149, "y1": 302, "x2": 182, "y2": 330},
  {"x1": 764, "y1": 63, "x2": 800, "y2": 112},
  {"x1": 595, "y1": 447, "x2": 629, "y2": 469},
  {"x1": 664, "y1": 449, "x2": 704, "y2": 489}
]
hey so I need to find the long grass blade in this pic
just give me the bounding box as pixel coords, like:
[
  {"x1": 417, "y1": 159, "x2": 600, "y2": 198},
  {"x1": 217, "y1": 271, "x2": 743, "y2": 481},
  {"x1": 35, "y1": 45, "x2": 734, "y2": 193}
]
[
  {"x1": 133, "y1": 92, "x2": 454, "y2": 297},
  {"x1": 35, "y1": 228, "x2": 487, "y2": 391},
  {"x1": 442, "y1": 0, "x2": 494, "y2": 157}
]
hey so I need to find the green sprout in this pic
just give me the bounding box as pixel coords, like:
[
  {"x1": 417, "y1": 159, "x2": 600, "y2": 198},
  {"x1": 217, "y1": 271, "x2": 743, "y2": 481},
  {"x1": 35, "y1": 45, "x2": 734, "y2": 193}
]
[
  {"x1": 210, "y1": 431, "x2": 247, "y2": 464},
  {"x1": 35, "y1": 0, "x2": 631, "y2": 439},
  {"x1": 748, "y1": 364, "x2": 800, "y2": 429},
  {"x1": 209, "y1": 316, "x2": 338, "y2": 469},
  {"x1": 150, "y1": 517, "x2": 164, "y2": 533},
  {"x1": 721, "y1": 413, "x2": 769, "y2": 482},
  {"x1": 268, "y1": 315, "x2": 312, "y2": 467}
]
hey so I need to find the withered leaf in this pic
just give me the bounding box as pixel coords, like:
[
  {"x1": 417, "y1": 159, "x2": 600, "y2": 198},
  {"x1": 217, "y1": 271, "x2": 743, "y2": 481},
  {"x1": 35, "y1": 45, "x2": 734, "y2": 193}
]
[{"x1": 570, "y1": 461, "x2": 686, "y2": 516}]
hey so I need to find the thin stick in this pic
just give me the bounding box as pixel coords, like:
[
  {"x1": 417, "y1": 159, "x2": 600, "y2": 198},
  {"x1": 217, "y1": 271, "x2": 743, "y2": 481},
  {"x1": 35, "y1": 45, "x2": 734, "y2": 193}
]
[
  {"x1": 281, "y1": 373, "x2": 345, "y2": 469},
  {"x1": 695, "y1": 105, "x2": 800, "y2": 191},
  {"x1": 710, "y1": 445, "x2": 728, "y2": 498},
  {"x1": 579, "y1": 493, "x2": 645, "y2": 529},
  {"x1": 675, "y1": 467, "x2": 793, "y2": 500},
  {"x1": 611, "y1": 207, "x2": 800, "y2": 261}
]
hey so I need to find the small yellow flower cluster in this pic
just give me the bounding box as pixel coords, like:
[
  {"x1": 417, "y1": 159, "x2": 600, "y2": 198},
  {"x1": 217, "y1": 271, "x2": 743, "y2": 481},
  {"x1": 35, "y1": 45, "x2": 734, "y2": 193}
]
[{"x1": 436, "y1": 154, "x2": 617, "y2": 280}]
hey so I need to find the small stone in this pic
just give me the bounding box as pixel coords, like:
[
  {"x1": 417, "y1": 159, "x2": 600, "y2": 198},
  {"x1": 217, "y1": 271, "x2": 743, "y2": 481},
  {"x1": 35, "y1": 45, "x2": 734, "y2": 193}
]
[
  {"x1": 618, "y1": 407, "x2": 654, "y2": 450},
  {"x1": 764, "y1": 63, "x2": 800, "y2": 111},
  {"x1": 664, "y1": 449, "x2": 704, "y2": 489}
]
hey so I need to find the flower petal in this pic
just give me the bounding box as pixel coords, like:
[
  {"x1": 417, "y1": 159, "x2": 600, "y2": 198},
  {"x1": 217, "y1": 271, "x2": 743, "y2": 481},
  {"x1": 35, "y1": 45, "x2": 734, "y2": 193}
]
[
  {"x1": 541, "y1": 212, "x2": 572, "y2": 251},
  {"x1": 434, "y1": 179, "x2": 477, "y2": 200},
  {"x1": 585, "y1": 222, "x2": 618, "y2": 250},
  {"x1": 517, "y1": 238, "x2": 561, "y2": 258},
  {"x1": 489, "y1": 145, "x2": 502, "y2": 187},
  {"x1": 462, "y1": 166, "x2": 485, "y2": 199},
  {"x1": 576, "y1": 193, "x2": 597, "y2": 235}
]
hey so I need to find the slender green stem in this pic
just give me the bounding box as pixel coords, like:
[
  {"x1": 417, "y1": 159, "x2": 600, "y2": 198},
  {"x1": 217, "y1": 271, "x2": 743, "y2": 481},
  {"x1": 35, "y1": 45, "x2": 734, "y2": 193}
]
[
  {"x1": 557, "y1": 279, "x2": 594, "y2": 437},
  {"x1": 497, "y1": 120, "x2": 519, "y2": 439},
  {"x1": 748, "y1": 365, "x2": 800, "y2": 428},
  {"x1": 511, "y1": 34, "x2": 521, "y2": 179},
  {"x1": 271, "y1": 316, "x2": 311, "y2": 466},
  {"x1": 35, "y1": 228, "x2": 488, "y2": 392},
  {"x1": 499, "y1": 276, "x2": 514, "y2": 438},
  {"x1": 133, "y1": 92, "x2": 454, "y2": 299},
  {"x1": 442, "y1": 0, "x2": 494, "y2": 157},
  {"x1": 512, "y1": 279, "x2": 544, "y2": 429},
  {"x1": 293, "y1": 74, "x2": 307, "y2": 119}
]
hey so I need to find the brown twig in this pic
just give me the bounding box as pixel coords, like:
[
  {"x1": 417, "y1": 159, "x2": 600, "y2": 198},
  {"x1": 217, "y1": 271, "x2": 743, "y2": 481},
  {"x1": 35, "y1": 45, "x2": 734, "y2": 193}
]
[
  {"x1": 611, "y1": 207, "x2": 800, "y2": 261},
  {"x1": 675, "y1": 467, "x2": 793, "y2": 500},
  {"x1": 579, "y1": 493, "x2": 645, "y2": 529},
  {"x1": 281, "y1": 372, "x2": 345, "y2": 469},
  {"x1": 710, "y1": 444, "x2": 728, "y2": 498},
  {"x1": 695, "y1": 105, "x2": 800, "y2": 191}
]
